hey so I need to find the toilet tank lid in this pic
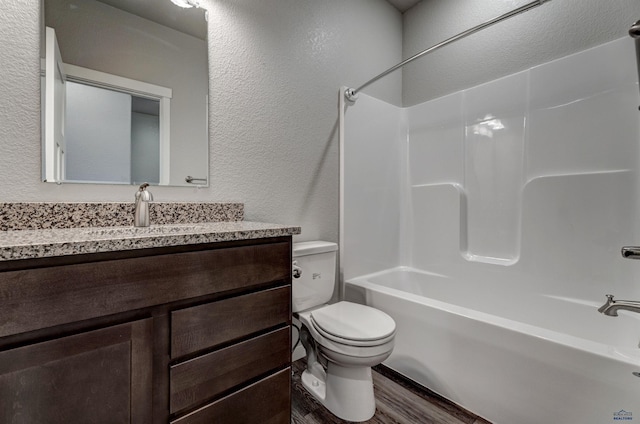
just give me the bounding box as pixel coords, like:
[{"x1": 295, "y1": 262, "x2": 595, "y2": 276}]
[{"x1": 293, "y1": 241, "x2": 338, "y2": 257}]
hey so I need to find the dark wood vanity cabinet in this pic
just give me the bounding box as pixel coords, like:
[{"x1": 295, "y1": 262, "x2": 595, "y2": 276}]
[{"x1": 0, "y1": 237, "x2": 293, "y2": 424}]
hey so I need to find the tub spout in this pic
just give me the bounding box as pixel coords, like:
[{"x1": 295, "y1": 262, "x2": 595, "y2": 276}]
[{"x1": 598, "y1": 294, "x2": 640, "y2": 316}]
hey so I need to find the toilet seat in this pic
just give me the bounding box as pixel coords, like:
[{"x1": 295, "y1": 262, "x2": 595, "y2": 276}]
[{"x1": 309, "y1": 301, "x2": 396, "y2": 347}]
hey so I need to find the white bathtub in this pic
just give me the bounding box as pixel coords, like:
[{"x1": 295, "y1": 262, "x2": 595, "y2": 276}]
[{"x1": 344, "y1": 267, "x2": 640, "y2": 424}]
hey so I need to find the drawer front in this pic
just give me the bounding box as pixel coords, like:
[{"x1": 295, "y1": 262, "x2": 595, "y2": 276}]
[
  {"x1": 170, "y1": 286, "x2": 291, "y2": 358},
  {"x1": 170, "y1": 327, "x2": 290, "y2": 414},
  {"x1": 0, "y1": 241, "x2": 290, "y2": 338},
  {"x1": 170, "y1": 368, "x2": 291, "y2": 424}
]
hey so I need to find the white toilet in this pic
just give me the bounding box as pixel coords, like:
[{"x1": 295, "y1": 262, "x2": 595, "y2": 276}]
[{"x1": 292, "y1": 241, "x2": 396, "y2": 422}]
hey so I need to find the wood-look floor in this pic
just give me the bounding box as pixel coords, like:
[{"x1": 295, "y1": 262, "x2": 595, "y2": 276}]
[{"x1": 291, "y1": 360, "x2": 492, "y2": 424}]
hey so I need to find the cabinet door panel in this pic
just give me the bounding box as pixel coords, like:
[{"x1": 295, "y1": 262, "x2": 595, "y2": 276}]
[{"x1": 0, "y1": 319, "x2": 153, "y2": 424}]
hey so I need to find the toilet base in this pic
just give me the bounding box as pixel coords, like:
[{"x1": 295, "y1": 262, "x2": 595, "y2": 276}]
[{"x1": 301, "y1": 363, "x2": 376, "y2": 422}]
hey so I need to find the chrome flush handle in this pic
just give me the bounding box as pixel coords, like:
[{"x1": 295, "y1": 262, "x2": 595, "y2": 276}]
[{"x1": 292, "y1": 261, "x2": 302, "y2": 279}]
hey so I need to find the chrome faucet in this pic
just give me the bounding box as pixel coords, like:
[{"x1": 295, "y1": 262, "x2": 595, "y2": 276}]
[
  {"x1": 134, "y1": 183, "x2": 153, "y2": 227},
  {"x1": 598, "y1": 294, "x2": 640, "y2": 316}
]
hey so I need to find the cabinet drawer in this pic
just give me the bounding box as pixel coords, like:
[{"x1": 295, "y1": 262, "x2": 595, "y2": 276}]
[
  {"x1": 0, "y1": 241, "x2": 290, "y2": 338},
  {"x1": 170, "y1": 327, "x2": 290, "y2": 414},
  {"x1": 170, "y1": 368, "x2": 291, "y2": 424},
  {"x1": 171, "y1": 286, "x2": 291, "y2": 358}
]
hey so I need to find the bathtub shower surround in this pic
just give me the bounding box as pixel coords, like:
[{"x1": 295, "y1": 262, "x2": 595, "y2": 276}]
[{"x1": 341, "y1": 37, "x2": 640, "y2": 424}]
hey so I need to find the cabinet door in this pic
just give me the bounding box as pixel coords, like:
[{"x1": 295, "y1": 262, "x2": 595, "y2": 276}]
[{"x1": 0, "y1": 318, "x2": 153, "y2": 424}]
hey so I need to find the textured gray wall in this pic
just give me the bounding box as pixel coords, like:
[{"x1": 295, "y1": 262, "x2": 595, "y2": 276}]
[
  {"x1": 402, "y1": 0, "x2": 640, "y2": 106},
  {"x1": 0, "y1": 0, "x2": 402, "y2": 244}
]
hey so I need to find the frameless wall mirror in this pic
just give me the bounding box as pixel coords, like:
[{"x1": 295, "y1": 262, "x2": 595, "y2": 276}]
[{"x1": 41, "y1": 0, "x2": 209, "y2": 187}]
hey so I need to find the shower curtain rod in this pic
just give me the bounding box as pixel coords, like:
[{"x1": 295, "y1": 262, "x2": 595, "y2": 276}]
[{"x1": 344, "y1": 0, "x2": 551, "y2": 102}]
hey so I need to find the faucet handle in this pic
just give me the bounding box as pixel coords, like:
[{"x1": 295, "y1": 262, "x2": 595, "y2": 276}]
[
  {"x1": 136, "y1": 183, "x2": 153, "y2": 201},
  {"x1": 621, "y1": 246, "x2": 640, "y2": 259},
  {"x1": 605, "y1": 294, "x2": 614, "y2": 302}
]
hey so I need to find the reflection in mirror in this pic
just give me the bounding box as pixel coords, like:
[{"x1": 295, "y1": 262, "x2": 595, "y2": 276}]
[
  {"x1": 42, "y1": 0, "x2": 209, "y2": 187},
  {"x1": 65, "y1": 81, "x2": 163, "y2": 184}
]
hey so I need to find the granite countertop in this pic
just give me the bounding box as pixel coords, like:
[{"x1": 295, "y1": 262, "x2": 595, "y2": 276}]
[{"x1": 0, "y1": 221, "x2": 301, "y2": 261}]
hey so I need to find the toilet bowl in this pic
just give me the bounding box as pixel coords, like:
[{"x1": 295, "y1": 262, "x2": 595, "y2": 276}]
[{"x1": 292, "y1": 241, "x2": 396, "y2": 422}]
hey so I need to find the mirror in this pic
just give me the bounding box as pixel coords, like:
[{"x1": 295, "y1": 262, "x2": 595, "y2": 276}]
[{"x1": 42, "y1": 0, "x2": 209, "y2": 187}]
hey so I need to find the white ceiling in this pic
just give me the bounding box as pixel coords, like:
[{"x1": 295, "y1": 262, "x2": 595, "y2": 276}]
[
  {"x1": 95, "y1": 0, "x2": 420, "y2": 39},
  {"x1": 96, "y1": 0, "x2": 207, "y2": 40},
  {"x1": 386, "y1": 0, "x2": 421, "y2": 13}
]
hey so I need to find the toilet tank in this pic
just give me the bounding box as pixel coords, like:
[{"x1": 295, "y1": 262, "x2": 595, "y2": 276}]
[{"x1": 292, "y1": 241, "x2": 338, "y2": 313}]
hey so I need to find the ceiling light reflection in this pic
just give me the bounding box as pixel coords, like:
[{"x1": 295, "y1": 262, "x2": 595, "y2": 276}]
[{"x1": 471, "y1": 114, "x2": 505, "y2": 138}]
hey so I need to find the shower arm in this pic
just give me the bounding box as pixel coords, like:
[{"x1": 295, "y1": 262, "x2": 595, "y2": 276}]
[{"x1": 344, "y1": 0, "x2": 552, "y2": 102}]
